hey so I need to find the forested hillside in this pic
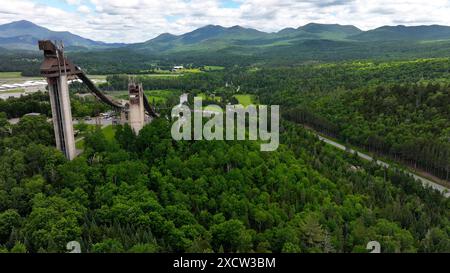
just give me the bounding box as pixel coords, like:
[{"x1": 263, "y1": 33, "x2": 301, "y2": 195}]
[
  {"x1": 289, "y1": 84, "x2": 450, "y2": 181},
  {"x1": 1, "y1": 55, "x2": 449, "y2": 253},
  {"x1": 0, "y1": 114, "x2": 448, "y2": 253},
  {"x1": 226, "y1": 59, "x2": 450, "y2": 182},
  {"x1": 98, "y1": 58, "x2": 450, "y2": 182}
]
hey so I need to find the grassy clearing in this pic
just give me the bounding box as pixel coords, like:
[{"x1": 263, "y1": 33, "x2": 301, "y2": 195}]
[
  {"x1": 0, "y1": 72, "x2": 43, "y2": 84},
  {"x1": 179, "y1": 68, "x2": 202, "y2": 73},
  {"x1": 87, "y1": 75, "x2": 107, "y2": 81},
  {"x1": 75, "y1": 125, "x2": 116, "y2": 150},
  {"x1": 0, "y1": 72, "x2": 22, "y2": 78},
  {"x1": 141, "y1": 74, "x2": 181, "y2": 78},
  {"x1": 248, "y1": 67, "x2": 261, "y2": 73},
  {"x1": 102, "y1": 125, "x2": 116, "y2": 141},
  {"x1": 110, "y1": 89, "x2": 179, "y2": 104},
  {"x1": 198, "y1": 93, "x2": 222, "y2": 102},
  {"x1": 203, "y1": 105, "x2": 223, "y2": 112},
  {"x1": 234, "y1": 94, "x2": 256, "y2": 106},
  {"x1": 74, "y1": 123, "x2": 96, "y2": 130},
  {"x1": 146, "y1": 96, "x2": 167, "y2": 104},
  {"x1": 75, "y1": 138, "x2": 86, "y2": 150},
  {"x1": 145, "y1": 90, "x2": 180, "y2": 104},
  {"x1": 111, "y1": 90, "x2": 179, "y2": 104},
  {"x1": 203, "y1": 66, "x2": 225, "y2": 71},
  {"x1": 0, "y1": 88, "x2": 25, "y2": 94}
]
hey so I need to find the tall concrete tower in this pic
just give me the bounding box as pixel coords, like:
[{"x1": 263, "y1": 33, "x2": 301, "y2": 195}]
[
  {"x1": 39, "y1": 41, "x2": 151, "y2": 158},
  {"x1": 127, "y1": 82, "x2": 146, "y2": 134},
  {"x1": 39, "y1": 41, "x2": 76, "y2": 160},
  {"x1": 47, "y1": 75, "x2": 76, "y2": 160}
]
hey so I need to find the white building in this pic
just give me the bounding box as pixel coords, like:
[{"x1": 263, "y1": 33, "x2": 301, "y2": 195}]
[{"x1": 172, "y1": 65, "x2": 184, "y2": 72}]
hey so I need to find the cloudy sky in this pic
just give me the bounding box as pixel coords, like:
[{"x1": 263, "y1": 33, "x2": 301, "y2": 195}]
[{"x1": 1, "y1": 0, "x2": 450, "y2": 43}]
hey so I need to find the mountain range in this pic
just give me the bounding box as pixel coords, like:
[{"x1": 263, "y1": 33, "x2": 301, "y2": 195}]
[
  {"x1": 2, "y1": 20, "x2": 450, "y2": 54},
  {"x1": 126, "y1": 22, "x2": 450, "y2": 55},
  {"x1": 0, "y1": 20, "x2": 125, "y2": 50}
]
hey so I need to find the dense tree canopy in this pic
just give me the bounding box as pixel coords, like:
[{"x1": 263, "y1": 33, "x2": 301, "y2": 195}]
[
  {"x1": 0, "y1": 57, "x2": 448, "y2": 254},
  {"x1": 0, "y1": 113, "x2": 448, "y2": 253}
]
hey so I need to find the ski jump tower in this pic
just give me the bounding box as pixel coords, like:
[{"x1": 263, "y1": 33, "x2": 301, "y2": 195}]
[
  {"x1": 39, "y1": 41, "x2": 76, "y2": 160},
  {"x1": 38, "y1": 40, "x2": 158, "y2": 160},
  {"x1": 127, "y1": 82, "x2": 146, "y2": 133}
]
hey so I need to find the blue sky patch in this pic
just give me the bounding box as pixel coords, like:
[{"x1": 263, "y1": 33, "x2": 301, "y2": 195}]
[{"x1": 219, "y1": 0, "x2": 241, "y2": 9}]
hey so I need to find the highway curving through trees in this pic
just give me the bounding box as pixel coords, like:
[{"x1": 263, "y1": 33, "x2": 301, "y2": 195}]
[{"x1": 314, "y1": 134, "x2": 450, "y2": 198}]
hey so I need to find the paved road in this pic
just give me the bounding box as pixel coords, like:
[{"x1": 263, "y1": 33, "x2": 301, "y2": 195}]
[
  {"x1": 73, "y1": 117, "x2": 113, "y2": 127},
  {"x1": 315, "y1": 135, "x2": 450, "y2": 198}
]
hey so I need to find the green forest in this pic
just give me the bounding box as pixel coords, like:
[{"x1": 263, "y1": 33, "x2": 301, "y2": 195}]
[
  {"x1": 0, "y1": 56, "x2": 449, "y2": 253},
  {"x1": 0, "y1": 114, "x2": 448, "y2": 253},
  {"x1": 101, "y1": 59, "x2": 450, "y2": 182},
  {"x1": 231, "y1": 59, "x2": 450, "y2": 182},
  {"x1": 0, "y1": 91, "x2": 109, "y2": 119}
]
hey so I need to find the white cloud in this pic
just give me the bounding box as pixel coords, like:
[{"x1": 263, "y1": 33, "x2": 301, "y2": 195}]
[
  {"x1": 1, "y1": 0, "x2": 450, "y2": 43},
  {"x1": 77, "y1": 5, "x2": 91, "y2": 14}
]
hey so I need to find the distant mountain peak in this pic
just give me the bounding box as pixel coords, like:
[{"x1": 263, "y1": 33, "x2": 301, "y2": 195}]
[
  {"x1": 351, "y1": 24, "x2": 450, "y2": 41},
  {"x1": 8, "y1": 20, "x2": 37, "y2": 26},
  {"x1": 149, "y1": 32, "x2": 178, "y2": 43},
  {"x1": 157, "y1": 33, "x2": 176, "y2": 38},
  {"x1": 199, "y1": 24, "x2": 225, "y2": 30},
  {"x1": 1, "y1": 20, "x2": 43, "y2": 30},
  {"x1": 277, "y1": 27, "x2": 298, "y2": 35},
  {"x1": 229, "y1": 25, "x2": 245, "y2": 30},
  {"x1": 301, "y1": 22, "x2": 328, "y2": 27},
  {"x1": 299, "y1": 23, "x2": 361, "y2": 32},
  {"x1": 0, "y1": 20, "x2": 124, "y2": 50}
]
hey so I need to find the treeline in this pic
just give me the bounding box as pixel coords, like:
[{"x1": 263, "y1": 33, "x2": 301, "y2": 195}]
[
  {"x1": 0, "y1": 50, "x2": 40, "y2": 77},
  {"x1": 5, "y1": 37, "x2": 450, "y2": 75},
  {"x1": 100, "y1": 59, "x2": 450, "y2": 180},
  {"x1": 0, "y1": 115, "x2": 448, "y2": 253},
  {"x1": 0, "y1": 49, "x2": 254, "y2": 76},
  {"x1": 285, "y1": 84, "x2": 450, "y2": 181},
  {"x1": 0, "y1": 91, "x2": 110, "y2": 119},
  {"x1": 0, "y1": 92, "x2": 51, "y2": 118},
  {"x1": 228, "y1": 59, "x2": 450, "y2": 181},
  {"x1": 101, "y1": 73, "x2": 225, "y2": 92},
  {"x1": 349, "y1": 84, "x2": 446, "y2": 178}
]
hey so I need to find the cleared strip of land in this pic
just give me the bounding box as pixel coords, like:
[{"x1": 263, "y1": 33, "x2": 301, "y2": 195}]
[{"x1": 312, "y1": 131, "x2": 449, "y2": 197}]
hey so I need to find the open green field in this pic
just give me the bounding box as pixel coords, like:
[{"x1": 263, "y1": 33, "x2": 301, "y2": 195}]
[
  {"x1": 234, "y1": 94, "x2": 257, "y2": 106},
  {"x1": 102, "y1": 125, "x2": 116, "y2": 141},
  {"x1": 136, "y1": 68, "x2": 202, "y2": 76},
  {"x1": 203, "y1": 66, "x2": 225, "y2": 71},
  {"x1": 0, "y1": 88, "x2": 25, "y2": 94},
  {"x1": 145, "y1": 90, "x2": 180, "y2": 104},
  {"x1": 198, "y1": 93, "x2": 222, "y2": 102},
  {"x1": 0, "y1": 72, "x2": 22, "y2": 78},
  {"x1": 110, "y1": 90, "x2": 179, "y2": 104},
  {"x1": 87, "y1": 75, "x2": 107, "y2": 81},
  {"x1": 0, "y1": 72, "x2": 43, "y2": 84},
  {"x1": 75, "y1": 139, "x2": 85, "y2": 150},
  {"x1": 139, "y1": 74, "x2": 181, "y2": 78},
  {"x1": 179, "y1": 68, "x2": 202, "y2": 73},
  {"x1": 74, "y1": 123, "x2": 96, "y2": 135},
  {"x1": 146, "y1": 95, "x2": 166, "y2": 104},
  {"x1": 75, "y1": 125, "x2": 116, "y2": 150},
  {"x1": 203, "y1": 105, "x2": 223, "y2": 112}
]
